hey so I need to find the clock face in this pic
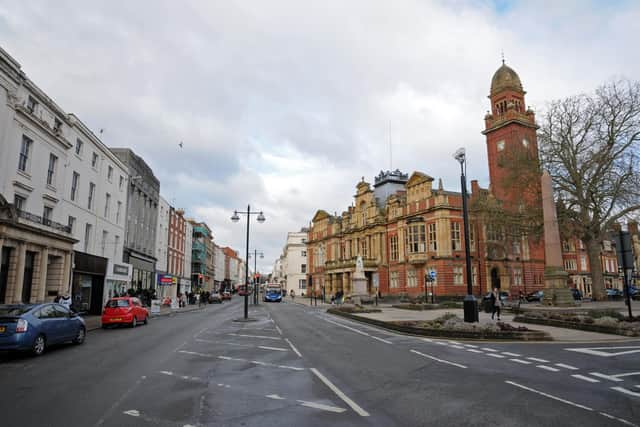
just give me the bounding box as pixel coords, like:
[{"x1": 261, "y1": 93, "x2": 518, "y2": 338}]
[
  {"x1": 522, "y1": 138, "x2": 529, "y2": 147},
  {"x1": 497, "y1": 140, "x2": 505, "y2": 151}
]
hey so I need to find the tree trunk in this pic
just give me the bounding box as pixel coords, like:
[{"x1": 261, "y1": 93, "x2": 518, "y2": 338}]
[{"x1": 585, "y1": 238, "x2": 605, "y2": 301}]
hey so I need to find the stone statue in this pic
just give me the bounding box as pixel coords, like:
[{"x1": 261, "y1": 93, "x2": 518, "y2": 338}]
[{"x1": 355, "y1": 255, "x2": 364, "y2": 274}]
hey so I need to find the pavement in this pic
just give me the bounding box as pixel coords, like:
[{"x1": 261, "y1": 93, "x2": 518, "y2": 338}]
[
  {"x1": 82, "y1": 303, "x2": 209, "y2": 331},
  {"x1": 1, "y1": 296, "x2": 639, "y2": 426}
]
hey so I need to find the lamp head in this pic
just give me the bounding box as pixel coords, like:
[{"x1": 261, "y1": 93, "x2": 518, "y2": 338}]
[
  {"x1": 257, "y1": 211, "x2": 266, "y2": 223},
  {"x1": 231, "y1": 211, "x2": 240, "y2": 223},
  {"x1": 453, "y1": 148, "x2": 466, "y2": 164}
]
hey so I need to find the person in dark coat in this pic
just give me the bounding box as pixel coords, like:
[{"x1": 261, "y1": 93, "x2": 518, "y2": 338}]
[{"x1": 491, "y1": 287, "x2": 502, "y2": 321}]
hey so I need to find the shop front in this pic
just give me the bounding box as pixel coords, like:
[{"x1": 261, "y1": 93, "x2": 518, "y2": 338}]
[
  {"x1": 157, "y1": 273, "x2": 177, "y2": 301},
  {"x1": 72, "y1": 251, "x2": 107, "y2": 315},
  {"x1": 179, "y1": 277, "x2": 191, "y2": 297},
  {"x1": 125, "y1": 251, "x2": 156, "y2": 290},
  {"x1": 106, "y1": 261, "x2": 132, "y2": 300}
]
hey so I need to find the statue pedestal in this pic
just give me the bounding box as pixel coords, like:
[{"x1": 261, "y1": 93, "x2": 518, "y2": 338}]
[
  {"x1": 543, "y1": 267, "x2": 577, "y2": 307},
  {"x1": 351, "y1": 276, "x2": 368, "y2": 305}
]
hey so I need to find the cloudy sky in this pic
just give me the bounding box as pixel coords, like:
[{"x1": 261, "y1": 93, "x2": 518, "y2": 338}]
[{"x1": 1, "y1": 0, "x2": 638, "y2": 273}]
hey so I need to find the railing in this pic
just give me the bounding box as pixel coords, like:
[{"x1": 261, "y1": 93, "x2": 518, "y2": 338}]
[{"x1": 16, "y1": 209, "x2": 72, "y2": 234}]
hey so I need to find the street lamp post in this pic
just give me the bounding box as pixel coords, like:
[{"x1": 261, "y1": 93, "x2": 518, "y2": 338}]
[
  {"x1": 249, "y1": 249, "x2": 264, "y2": 305},
  {"x1": 454, "y1": 148, "x2": 479, "y2": 323},
  {"x1": 231, "y1": 206, "x2": 265, "y2": 320}
]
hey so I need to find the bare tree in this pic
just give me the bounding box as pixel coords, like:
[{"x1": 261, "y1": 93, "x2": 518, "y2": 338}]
[{"x1": 539, "y1": 79, "x2": 640, "y2": 300}]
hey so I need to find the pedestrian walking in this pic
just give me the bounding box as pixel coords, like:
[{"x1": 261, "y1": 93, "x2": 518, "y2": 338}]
[{"x1": 491, "y1": 287, "x2": 502, "y2": 321}]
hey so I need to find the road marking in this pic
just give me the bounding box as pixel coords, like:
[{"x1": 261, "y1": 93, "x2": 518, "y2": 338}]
[
  {"x1": 482, "y1": 347, "x2": 498, "y2": 352},
  {"x1": 266, "y1": 394, "x2": 285, "y2": 400},
  {"x1": 196, "y1": 339, "x2": 253, "y2": 348},
  {"x1": 502, "y1": 352, "x2": 521, "y2": 357},
  {"x1": 612, "y1": 371, "x2": 640, "y2": 379},
  {"x1": 505, "y1": 381, "x2": 593, "y2": 411},
  {"x1": 194, "y1": 328, "x2": 208, "y2": 338},
  {"x1": 258, "y1": 345, "x2": 288, "y2": 352},
  {"x1": 463, "y1": 344, "x2": 478, "y2": 348},
  {"x1": 410, "y1": 349, "x2": 468, "y2": 369},
  {"x1": 526, "y1": 357, "x2": 549, "y2": 363},
  {"x1": 589, "y1": 372, "x2": 624, "y2": 382},
  {"x1": 371, "y1": 335, "x2": 393, "y2": 344},
  {"x1": 555, "y1": 363, "x2": 579, "y2": 370},
  {"x1": 422, "y1": 338, "x2": 434, "y2": 342},
  {"x1": 566, "y1": 346, "x2": 640, "y2": 358},
  {"x1": 180, "y1": 350, "x2": 304, "y2": 370},
  {"x1": 536, "y1": 365, "x2": 560, "y2": 372},
  {"x1": 297, "y1": 400, "x2": 347, "y2": 413},
  {"x1": 599, "y1": 412, "x2": 638, "y2": 427},
  {"x1": 323, "y1": 318, "x2": 371, "y2": 337},
  {"x1": 123, "y1": 410, "x2": 140, "y2": 417},
  {"x1": 310, "y1": 368, "x2": 370, "y2": 417},
  {"x1": 179, "y1": 350, "x2": 212, "y2": 358},
  {"x1": 571, "y1": 374, "x2": 600, "y2": 383},
  {"x1": 487, "y1": 353, "x2": 505, "y2": 359},
  {"x1": 509, "y1": 359, "x2": 532, "y2": 365},
  {"x1": 173, "y1": 341, "x2": 188, "y2": 352},
  {"x1": 94, "y1": 376, "x2": 147, "y2": 426},
  {"x1": 436, "y1": 341, "x2": 448, "y2": 346},
  {"x1": 275, "y1": 325, "x2": 283, "y2": 335},
  {"x1": 447, "y1": 340, "x2": 461, "y2": 345},
  {"x1": 228, "y1": 333, "x2": 282, "y2": 340},
  {"x1": 159, "y1": 371, "x2": 203, "y2": 382},
  {"x1": 466, "y1": 349, "x2": 483, "y2": 353},
  {"x1": 451, "y1": 345, "x2": 466, "y2": 350},
  {"x1": 285, "y1": 338, "x2": 303, "y2": 357},
  {"x1": 612, "y1": 386, "x2": 640, "y2": 398}
]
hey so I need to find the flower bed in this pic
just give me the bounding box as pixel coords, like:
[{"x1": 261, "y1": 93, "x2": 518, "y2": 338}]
[
  {"x1": 328, "y1": 305, "x2": 382, "y2": 314},
  {"x1": 327, "y1": 310, "x2": 551, "y2": 341},
  {"x1": 514, "y1": 309, "x2": 640, "y2": 337},
  {"x1": 392, "y1": 301, "x2": 463, "y2": 311}
]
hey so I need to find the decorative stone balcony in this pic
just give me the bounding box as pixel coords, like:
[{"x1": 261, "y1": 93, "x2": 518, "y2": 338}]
[
  {"x1": 324, "y1": 257, "x2": 378, "y2": 271},
  {"x1": 16, "y1": 209, "x2": 72, "y2": 234},
  {"x1": 407, "y1": 252, "x2": 428, "y2": 264}
]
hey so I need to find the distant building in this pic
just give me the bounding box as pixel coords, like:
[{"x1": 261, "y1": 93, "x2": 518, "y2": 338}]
[
  {"x1": 275, "y1": 229, "x2": 309, "y2": 297},
  {"x1": 110, "y1": 148, "x2": 159, "y2": 292},
  {"x1": 189, "y1": 220, "x2": 211, "y2": 290},
  {"x1": 155, "y1": 196, "x2": 170, "y2": 295},
  {"x1": 182, "y1": 217, "x2": 193, "y2": 295}
]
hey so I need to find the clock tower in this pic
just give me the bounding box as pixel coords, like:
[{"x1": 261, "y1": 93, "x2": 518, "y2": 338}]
[{"x1": 482, "y1": 61, "x2": 540, "y2": 207}]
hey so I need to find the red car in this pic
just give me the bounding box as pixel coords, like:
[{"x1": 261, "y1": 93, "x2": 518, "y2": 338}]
[
  {"x1": 222, "y1": 291, "x2": 232, "y2": 300},
  {"x1": 101, "y1": 297, "x2": 149, "y2": 328}
]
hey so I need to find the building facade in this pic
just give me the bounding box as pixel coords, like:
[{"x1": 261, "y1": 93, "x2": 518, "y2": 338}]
[
  {"x1": 276, "y1": 230, "x2": 309, "y2": 297},
  {"x1": 190, "y1": 220, "x2": 211, "y2": 291},
  {"x1": 155, "y1": 196, "x2": 170, "y2": 295},
  {"x1": 110, "y1": 148, "x2": 159, "y2": 291},
  {"x1": 213, "y1": 243, "x2": 225, "y2": 291},
  {"x1": 181, "y1": 214, "x2": 192, "y2": 295},
  {"x1": 0, "y1": 47, "x2": 129, "y2": 312}
]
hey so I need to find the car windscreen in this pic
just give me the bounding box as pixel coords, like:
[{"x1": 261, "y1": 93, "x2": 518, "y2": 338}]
[
  {"x1": 0, "y1": 305, "x2": 34, "y2": 316},
  {"x1": 106, "y1": 300, "x2": 130, "y2": 308}
]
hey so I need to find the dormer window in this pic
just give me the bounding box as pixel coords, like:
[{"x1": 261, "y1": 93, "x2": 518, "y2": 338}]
[{"x1": 27, "y1": 96, "x2": 37, "y2": 113}]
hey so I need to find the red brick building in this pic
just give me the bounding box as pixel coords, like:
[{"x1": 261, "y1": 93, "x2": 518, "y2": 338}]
[
  {"x1": 167, "y1": 207, "x2": 186, "y2": 297},
  {"x1": 307, "y1": 63, "x2": 549, "y2": 300}
]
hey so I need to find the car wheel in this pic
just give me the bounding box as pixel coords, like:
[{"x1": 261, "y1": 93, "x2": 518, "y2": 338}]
[
  {"x1": 143, "y1": 316, "x2": 148, "y2": 325},
  {"x1": 73, "y1": 326, "x2": 86, "y2": 344},
  {"x1": 32, "y1": 334, "x2": 46, "y2": 356},
  {"x1": 131, "y1": 317, "x2": 137, "y2": 328}
]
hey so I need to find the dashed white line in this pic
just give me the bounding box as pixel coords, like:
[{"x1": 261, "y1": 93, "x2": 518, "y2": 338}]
[
  {"x1": 505, "y1": 380, "x2": 593, "y2": 411},
  {"x1": 509, "y1": 359, "x2": 532, "y2": 365},
  {"x1": 463, "y1": 344, "x2": 478, "y2": 348},
  {"x1": 487, "y1": 353, "x2": 505, "y2": 359},
  {"x1": 422, "y1": 338, "x2": 434, "y2": 343},
  {"x1": 123, "y1": 410, "x2": 140, "y2": 417},
  {"x1": 266, "y1": 394, "x2": 285, "y2": 400},
  {"x1": 526, "y1": 357, "x2": 549, "y2": 363},
  {"x1": 228, "y1": 333, "x2": 282, "y2": 340},
  {"x1": 451, "y1": 345, "x2": 466, "y2": 350},
  {"x1": 258, "y1": 345, "x2": 288, "y2": 352},
  {"x1": 285, "y1": 338, "x2": 303, "y2": 357},
  {"x1": 297, "y1": 400, "x2": 347, "y2": 413},
  {"x1": 599, "y1": 412, "x2": 638, "y2": 427},
  {"x1": 536, "y1": 365, "x2": 560, "y2": 372},
  {"x1": 611, "y1": 386, "x2": 640, "y2": 398},
  {"x1": 159, "y1": 371, "x2": 203, "y2": 382},
  {"x1": 371, "y1": 335, "x2": 393, "y2": 344},
  {"x1": 447, "y1": 340, "x2": 461, "y2": 345},
  {"x1": 410, "y1": 349, "x2": 468, "y2": 369},
  {"x1": 571, "y1": 374, "x2": 600, "y2": 383},
  {"x1": 589, "y1": 372, "x2": 624, "y2": 382},
  {"x1": 555, "y1": 363, "x2": 579, "y2": 370},
  {"x1": 502, "y1": 352, "x2": 521, "y2": 357},
  {"x1": 466, "y1": 349, "x2": 483, "y2": 354},
  {"x1": 436, "y1": 341, "x2": 448, "y2": 346},
  {"x1": 482, "y1": 347, "x2": 498, "y2": 352},
  {"x1": 310, "y1": 368, "x2": 370, "y2": 417},
  {"x1": 179, "y1": 350, "x2": 212, "y2": 358}
]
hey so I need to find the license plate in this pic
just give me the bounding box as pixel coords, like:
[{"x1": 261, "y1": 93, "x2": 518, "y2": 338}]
[
  {"x1": 112, "y1": 318, "x2": 121, "y2": 321},
  {"x1": 0, "y1": 326, "x2": 5, "y2": 333}
]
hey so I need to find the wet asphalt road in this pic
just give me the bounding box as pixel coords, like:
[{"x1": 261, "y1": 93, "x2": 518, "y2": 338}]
[{"x1": 0, "y1": 297, "x2": 639, "y2": 426}]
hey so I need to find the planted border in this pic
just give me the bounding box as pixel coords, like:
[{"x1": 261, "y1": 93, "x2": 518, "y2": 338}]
[
  {"x1": 328, "y1": 308, "x2": 552, "y2": 341},
  {"x1": 514, "y1": 316, "x2": 640, "y2": 337}
]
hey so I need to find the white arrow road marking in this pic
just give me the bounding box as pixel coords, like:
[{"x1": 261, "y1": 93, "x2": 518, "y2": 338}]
[
  {"x1": 123, "y1": 410, "x2": 140, "y2": 417},
  {"x1": 612, "y1": 386, "x2": 640, "y2": 398},
  {"x1": 310, "y1": 368, "x2": 370, "y2": 417},
  {"x1": 297, "y1": 400, "x2": 347, "y2": 413},
  {"x1": 565, "y1": 346, "x2": 640, "y2": 358}
]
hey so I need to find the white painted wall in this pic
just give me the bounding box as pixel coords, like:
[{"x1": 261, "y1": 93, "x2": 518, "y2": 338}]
[
  {"x1": 281, "y1": 231, "x2": 308, "y2": 296},
  {"x1": 183, "y1": 219, "x2": 193, "y2": 280},
  {"x1": 155, "y1": 196, "x2": 170, "y2": 273}
]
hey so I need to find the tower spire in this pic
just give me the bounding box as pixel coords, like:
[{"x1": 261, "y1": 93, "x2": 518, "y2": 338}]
[{"x1": 501, "y1": 50, "x2": 505, "y2": 65}]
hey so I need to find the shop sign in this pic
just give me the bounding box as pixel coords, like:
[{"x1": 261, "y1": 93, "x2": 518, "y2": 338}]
[
  {"x1": 113, "y1": 264, "x2": 129, "y2": 275},
  {"x1": 157, "y1": 274, "x2": 177, "y2": 286}
]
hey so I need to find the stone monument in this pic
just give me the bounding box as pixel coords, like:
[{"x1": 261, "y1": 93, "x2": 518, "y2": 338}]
[
  {"x1": 351, "y1": 256, "x2": 368, "y2": 305},
  {"x1": 541, "y1": 170, "x2": 576, "y2": 306}
]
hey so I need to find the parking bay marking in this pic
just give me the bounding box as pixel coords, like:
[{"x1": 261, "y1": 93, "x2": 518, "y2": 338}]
[{"x1": 565, "y1": 346, "x2": 640, "y2": 358}]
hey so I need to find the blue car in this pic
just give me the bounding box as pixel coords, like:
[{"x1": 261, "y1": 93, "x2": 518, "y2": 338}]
[{"x1": 0, "y1": 303, "x2": 86, "y2": 356}]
